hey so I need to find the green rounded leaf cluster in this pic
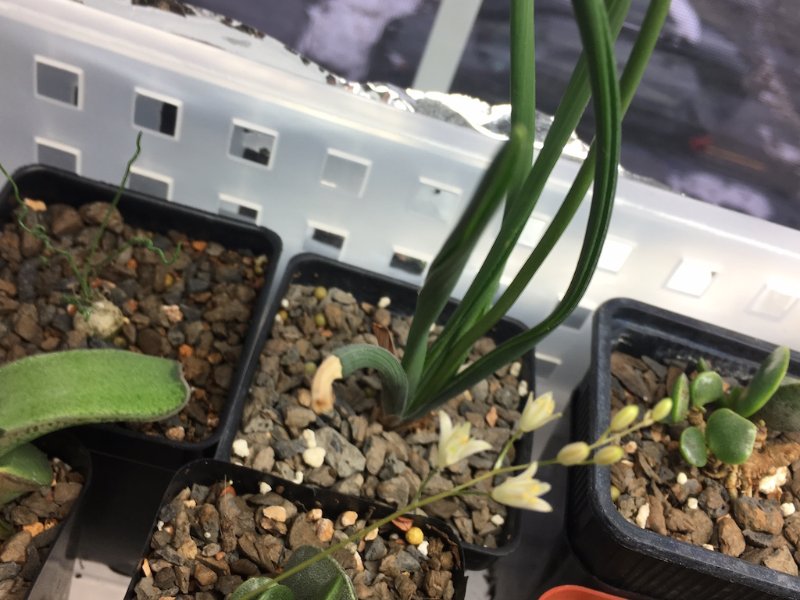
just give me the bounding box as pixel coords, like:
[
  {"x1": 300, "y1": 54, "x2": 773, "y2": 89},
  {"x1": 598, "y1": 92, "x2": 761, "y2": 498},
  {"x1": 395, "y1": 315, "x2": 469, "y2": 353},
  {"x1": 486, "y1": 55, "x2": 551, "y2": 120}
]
[{"x1": 673, "y1": 346, "x2": 791, "y2": 466}]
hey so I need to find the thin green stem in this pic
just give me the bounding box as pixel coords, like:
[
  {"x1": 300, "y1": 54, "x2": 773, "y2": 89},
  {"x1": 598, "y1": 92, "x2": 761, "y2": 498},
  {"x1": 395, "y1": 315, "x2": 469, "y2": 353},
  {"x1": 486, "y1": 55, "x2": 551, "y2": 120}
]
[
  {"x1": 81, "y1": 132, "x2": 143, "y2": 290},
  {"x1": 494, "y1": 430, "x2": 523, "y2": 469},
  {"x1": 265, "y1": 464, "x2": 526, "y2": 591},
  {"x1": 410, "y1": 467, "x2": 438, "y2": 506}
]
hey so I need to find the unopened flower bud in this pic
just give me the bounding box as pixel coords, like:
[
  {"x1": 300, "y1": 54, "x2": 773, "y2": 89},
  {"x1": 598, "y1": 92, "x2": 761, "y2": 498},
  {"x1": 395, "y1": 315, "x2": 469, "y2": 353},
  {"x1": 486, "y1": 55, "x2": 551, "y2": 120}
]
[
  {"x1": 556, "y1": 441, "x2": 590, "y2": 466},
  {"x1": 593, "y1": 445, "x2": 624, "y2": 465},
  {"x1": 609, "y1": 405, "x2": 639, "y2": 432},
  {"x1": 651, "y1": 398, "x2": 673, "y2": 422}
]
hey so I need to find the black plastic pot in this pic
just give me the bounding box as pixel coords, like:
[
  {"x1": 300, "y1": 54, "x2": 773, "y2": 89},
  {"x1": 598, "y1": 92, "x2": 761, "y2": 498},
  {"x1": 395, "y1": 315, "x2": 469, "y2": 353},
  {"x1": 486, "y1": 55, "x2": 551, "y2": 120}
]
[
  {"x1": 568, "y1": 298, "x2": 800, "y2": 600},
  {"x1": 0, "y1": 165, "x2": 282, "y2": 468},
  {"x1": 18, "y1": 432, "x2": 92, "y2": 600},
  {"x1": 124, "y1": 458, "x2": 468, "y2": 599},
  {"x1": 216, "y1": 253, "x2": 535, "y2": 570}
]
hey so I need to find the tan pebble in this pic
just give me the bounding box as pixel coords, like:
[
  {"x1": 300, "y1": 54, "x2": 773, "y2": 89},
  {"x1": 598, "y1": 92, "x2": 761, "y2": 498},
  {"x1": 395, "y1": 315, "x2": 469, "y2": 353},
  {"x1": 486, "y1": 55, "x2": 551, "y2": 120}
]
[
  {"x1": 635, "y1": 504, "x2": 650, "y2": 529},
  {"x1": 377, "y1": 296, "x2": 391, "y2": 309},
  {"x1": 702, "y1": 544, "x2": 715, "y2": 551},
  {"x1": 782, "y1": 503, "x2": 796, "y2": 517},
  {"x1": 297, "y1": 389, "x2": 312, "y2": 408},
  {"x1": 142, "y1": 558, "x2": 152, "y2": 578},
  {"x1": 485, "y1": 406, "x2": 498, "y2": 427},
  {"x1": 623, "y1": 440, "x2": 637, "y2": 454},
  {"x1": 308, "y1": 508, "x2": 323, "y2": 521},
  {"x1": 22, "y1": 522, "x2": 44, "y2": 537},
  {"x1": 165, "y1": 426, "x2": 185, "y2": 441},
  {"x1": 364, "y1": 528, "x2": 378, "y2": 541},
  {"x1": 316, "y1": 518, "x2": 334, "y2": 542},
  {"x1": 339, "y1": 511, "x2": 358, "y2": 527},
  {"x1": 161, "y1": 304, "x2": 183, "y2": 323},
  {"x1": 183, "y1": 499, "x2": 197, "y2": 509},
  {"x1": 262, "y1": 506, "x2": 287, "y2": 523},
  {"x1": 509, "y1": 361, "x2": 522, "y2": 378},
  {"x1": 193, "y1": 562, "x2": 217, "y2": 586},
  {"x1": 517, "y1": 380, "x2": 529, "y2": 397}
]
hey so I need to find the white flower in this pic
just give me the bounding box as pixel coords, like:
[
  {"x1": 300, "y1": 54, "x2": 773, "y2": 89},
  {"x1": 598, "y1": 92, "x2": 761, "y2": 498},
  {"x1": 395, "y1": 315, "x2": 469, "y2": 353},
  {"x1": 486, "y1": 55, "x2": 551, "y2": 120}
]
[
  {"x1": 519, "y1": 392, "x2": 561, "y2": 433},
  {"x1": 490, "y1": 463, "x2": 552, "y2": 512},
  {"x1": 435, "y1": 411, "x2": 492, "y2": 469}
]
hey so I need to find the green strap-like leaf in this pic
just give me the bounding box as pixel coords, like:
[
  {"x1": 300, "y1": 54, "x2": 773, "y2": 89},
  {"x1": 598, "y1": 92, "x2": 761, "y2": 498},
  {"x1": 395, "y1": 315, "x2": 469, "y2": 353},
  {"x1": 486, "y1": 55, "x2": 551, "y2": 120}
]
[
  {"x1": 0, "y1": 349, "x2": 190, "y2": 456},
  {"x1": 399, "y1": 126, "x2": 528, "y2": 398},
  {"x1": 413, "y1": 1, "x2": 670, "y2": 412},
  {"x1": 706, "y1": 408, "x2": 757, "y2": 465},
  {"x1": 0, "y1": 443, "x2": 52, "y2": 506},
  {"x1": 733, "y1": 346, "x2": 790, "y2": 417},
  {"x1": 421, "y1": 0, "x2": 634, "y2": 387},
  {"x1": 679, "y1": 426, "x2": 708, "y2": 468}
]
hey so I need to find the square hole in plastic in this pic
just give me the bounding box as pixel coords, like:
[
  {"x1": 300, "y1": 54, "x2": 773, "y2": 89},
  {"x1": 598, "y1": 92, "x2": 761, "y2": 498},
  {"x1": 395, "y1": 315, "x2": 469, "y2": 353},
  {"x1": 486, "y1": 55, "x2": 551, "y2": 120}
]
[
  {"x1": 128, "y1": 169, "x2": 171, "y2": 200},
  {"x1": 219, "y1": 194, "x2": 260, "y2": 224},
  {"x1": 390, "y1": 251, "x2": 427, "y2": 276},
  {"x1": 320, "y1": 150, "x2": 370, "y2": 197},
  {"x1": 35, "y1": 139, "x2": 79, "y2": 173},
  {"x1": 229, "y1": 121, "x2": 277, "y2": 167},
  {"x1": 35, "y1": 58, "x2": 81, "y2": 107},
  {"x1": 134, "y1": 90, "x2": 180, "y2": 137},
  {"x1": 666, "y1": 259, "x2": 716, "y2": 297},
  {"x1": 749, "y1": 282, "x2": 799, "y2": 319},
  {"x1": 411, "y1": 178, "x2": 462, "y2": 222}
]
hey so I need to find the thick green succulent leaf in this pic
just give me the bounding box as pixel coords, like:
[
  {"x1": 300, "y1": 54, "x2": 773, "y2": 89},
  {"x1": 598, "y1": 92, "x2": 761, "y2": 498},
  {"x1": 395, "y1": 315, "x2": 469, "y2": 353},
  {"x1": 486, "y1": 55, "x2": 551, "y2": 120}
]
[
  {"x1": 0, "y1": 443, "x2": 52, "y2": 506},
  {"x1": 697, "y1": 357, "x2": 712, "y2": 373},
  {"x1": 717, "y1": 385, "x2": 742, "y2": 409},
  {"x1": 679, "y1": 426, "x2": 708, "y2": 467},
  {"x1": 0, "y1": 349, "x2": 190, "y2": 456},
  {"x1": 754, "y1": 382, "x2": 800, "y2": 432},
  {"x1": 229, "y1": 577, "x2": 294, "y2": 600},
  {"x1": 706, "y1": 408, "x2": 757, "y2": 465},
  {"x1": 733, "y1": 346, "x2": 790, "y2": 417},
  {"x1": 281, "y1": 546, "x2": 356, "y2": 600},
  {"x1": 670, "y1": 373, "x2": 690, "y2": 423},
  {"x1": 690, "y1": 371, "x2": 724, "y2": 409}
]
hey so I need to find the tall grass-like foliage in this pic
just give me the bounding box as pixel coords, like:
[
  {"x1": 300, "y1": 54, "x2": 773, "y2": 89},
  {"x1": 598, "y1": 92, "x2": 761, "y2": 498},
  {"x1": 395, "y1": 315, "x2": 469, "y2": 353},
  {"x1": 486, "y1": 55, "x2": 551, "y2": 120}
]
[{"x1": 313, "y1": 0, "x2": 671, "y2": 424}]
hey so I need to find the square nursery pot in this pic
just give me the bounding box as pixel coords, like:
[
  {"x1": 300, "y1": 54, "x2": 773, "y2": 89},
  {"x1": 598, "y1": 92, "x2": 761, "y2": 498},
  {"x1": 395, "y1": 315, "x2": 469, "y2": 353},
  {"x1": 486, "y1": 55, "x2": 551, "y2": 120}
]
[
  {"x1": 216, "y1": 253, "x2": 535, "y2": 570},
  {"x1": 3, "y1": 432, "x2": 92, "y2": 600},
  {"x1": 568, "y1": 298, "x2": 800, "y2": 600},
  {"x1": 124, "y1": 459, "x2": 468, "y2": 600},
  {"x1": 0, "y1": 165, "x2": 282, "y2": 468}
]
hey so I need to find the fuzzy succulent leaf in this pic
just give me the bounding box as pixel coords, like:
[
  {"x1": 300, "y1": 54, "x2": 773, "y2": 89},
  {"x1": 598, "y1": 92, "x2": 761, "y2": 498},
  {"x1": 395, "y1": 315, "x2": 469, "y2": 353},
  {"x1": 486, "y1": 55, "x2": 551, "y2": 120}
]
[
  {"x1": 670, "y1": 373, "x2": 690, "y2": 423},
  {"x1": 732, "y1": 346, "x2": 790, "y2": 418},
  {"x1": 754, "y1": 382, "x2": 800, "y2": 432},
  {"x1": 690, "y1": 371, "x2": 724, "y2": 409},
  {"x1": 229, "y1": 577, "x2": 294, "y2": 600},
  {"x1": 280, "y1": 546, "x2": 356, "y2": 600},
  {"x1": 679, "y1": 426, "x2": 708, "y2": 467},
  {"x1": 0, "y1": 349, "x2": 190, "y2": 457},
  {"x1": 705, "y1": 408, "x2": 757, "y2": 465},
  {"x1": 0, "y1": 443, "x2": 52, "y2": 506}
]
